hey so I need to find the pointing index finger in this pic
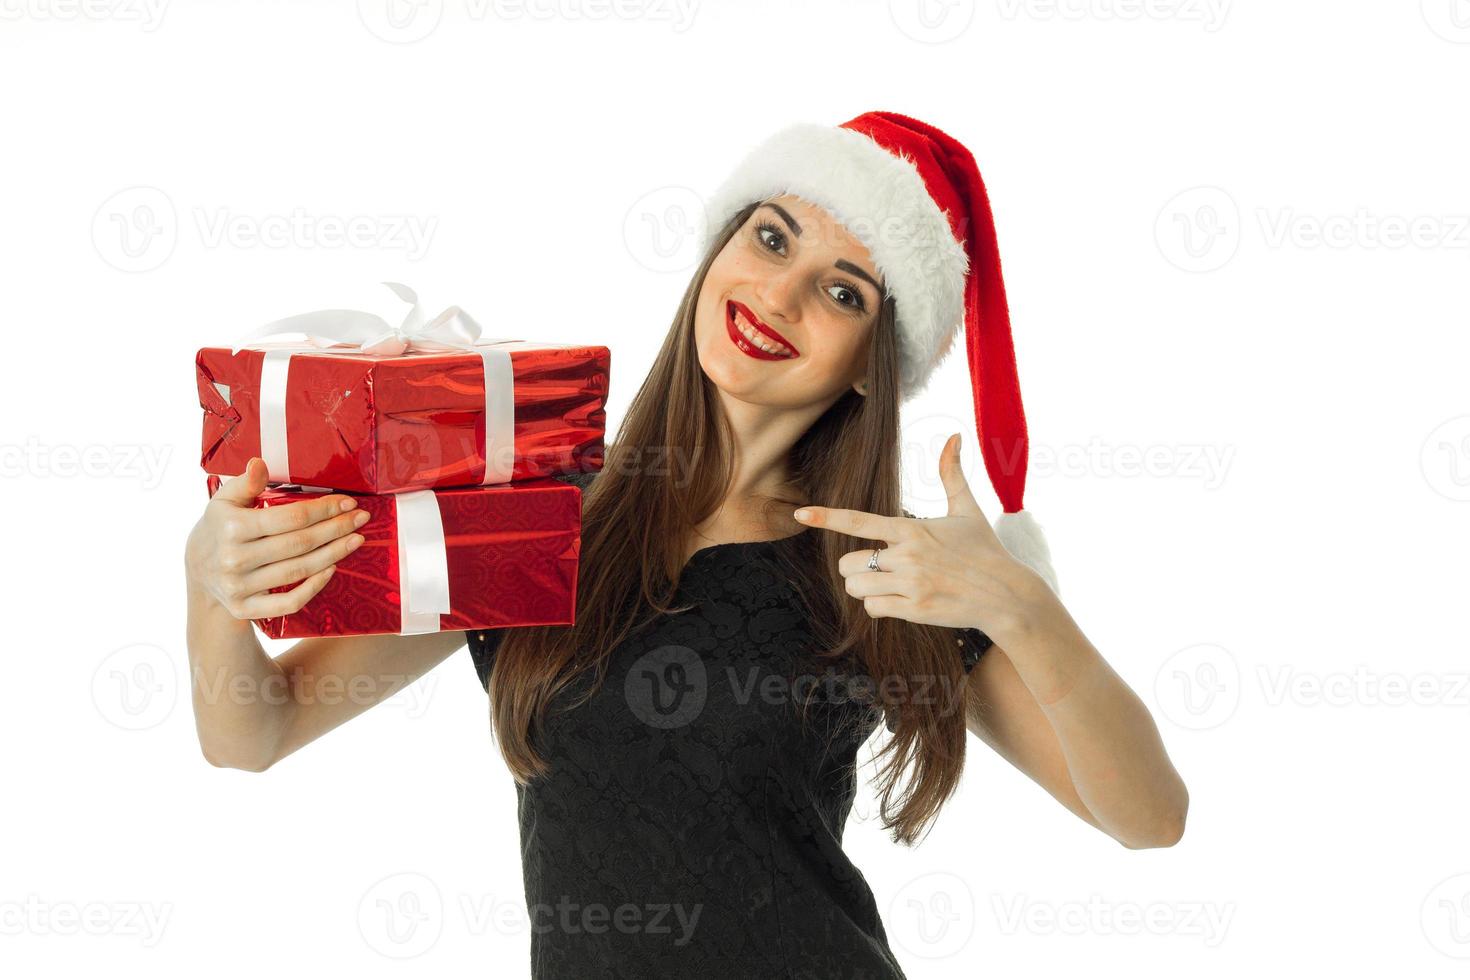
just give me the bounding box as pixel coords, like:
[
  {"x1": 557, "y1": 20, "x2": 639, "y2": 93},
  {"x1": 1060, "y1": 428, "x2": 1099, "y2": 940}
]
[{"x1": 793, "y1": 506, "x2": 911, "y2": 545}]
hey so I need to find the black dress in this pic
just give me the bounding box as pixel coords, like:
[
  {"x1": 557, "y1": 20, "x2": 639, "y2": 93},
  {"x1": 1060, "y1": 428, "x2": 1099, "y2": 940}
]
[{"x1": 465, "y1": 471, "x2": 993, "y2": 979}]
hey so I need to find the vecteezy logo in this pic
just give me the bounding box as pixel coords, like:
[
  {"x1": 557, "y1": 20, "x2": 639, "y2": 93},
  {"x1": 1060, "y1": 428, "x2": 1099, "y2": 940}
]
[
  {"x1": 1154, "y1": 642, "x2": 1240, "y2": 730},
  {"x1": 1420, "y1": 415, "x2": 1470, "y2": 502},
  {"x1": 357, "y1": 872, "x2": 444, "y2": 958},
  {"x1": 92, "y1": 642, "x2": 177, "y2": 731},
  {"x1": 1155, "y1": 186, "x2": 1240, "y2": 273},
  {"x1": 624, "y1": 645, "x2": 706, "y2": 729},
  {"x1": 888, "y1": 0, "x2": 975, "y2": 43},
  {"x1": 623, "y1": 186, "x2": 707, "y2": 274},
  {"x1": 357, "y1": 0, "x2": 443, "y2": 43},
  {"x1": 1422, "y1": 0, "x2": 1470, "y2": 43},
  {"x1": 888, "y1": 871, "x2": 977, "y2": 959},
  {"x1": 92, "y1": 186, "x2": 177, "y2": 273},
  {"x1": 1422, "y1": 872, "x2": 1470, "y2": 958}
]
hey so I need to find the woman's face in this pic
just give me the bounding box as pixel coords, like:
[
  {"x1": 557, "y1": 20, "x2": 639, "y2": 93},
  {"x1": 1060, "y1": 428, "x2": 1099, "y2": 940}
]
[{"x1": 694, "y1": 195, "x2": 885, "y2": 408}]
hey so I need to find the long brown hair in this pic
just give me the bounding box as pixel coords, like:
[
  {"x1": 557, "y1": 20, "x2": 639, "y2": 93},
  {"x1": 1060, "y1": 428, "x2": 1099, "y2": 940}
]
[{"x1": 489, "y1": 200, "x2": 971, "y2": 845}]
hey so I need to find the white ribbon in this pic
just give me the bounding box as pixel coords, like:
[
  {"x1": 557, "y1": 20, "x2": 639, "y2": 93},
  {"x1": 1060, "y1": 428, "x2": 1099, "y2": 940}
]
[
  {"x1": 256, "y1": 483, "x2": 453, "y2": 635},
  {"x1": 234, "y1": 283, "x2": 522, "y2": 485},
  {"x1": 394, "y1": 489, "x2": 453, "y2": 635},
  {"x1": 235, "y1": 281, "x2": 497, "y2": 357}
]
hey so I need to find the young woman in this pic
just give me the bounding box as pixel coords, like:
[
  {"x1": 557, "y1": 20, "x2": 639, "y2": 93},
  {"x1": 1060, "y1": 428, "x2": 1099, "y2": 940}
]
[{"x1": 185, "y1": 111, "x2": 1188, "y2": 979}]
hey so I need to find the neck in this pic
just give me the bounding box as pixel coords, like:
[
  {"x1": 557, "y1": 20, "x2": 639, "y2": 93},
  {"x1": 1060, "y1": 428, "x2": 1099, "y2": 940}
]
[
  {"x1": 689, "y1": 387, "x2": 844, "y2": 545},
  {"x1": 712, "y1": 387, "x2": 830, "y2": 501}
]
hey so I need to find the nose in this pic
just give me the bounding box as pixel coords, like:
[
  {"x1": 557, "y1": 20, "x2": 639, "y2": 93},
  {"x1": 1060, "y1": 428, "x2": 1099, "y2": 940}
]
[{"x1": 752, "y1": 268, "x2": 801, "y2": 326}]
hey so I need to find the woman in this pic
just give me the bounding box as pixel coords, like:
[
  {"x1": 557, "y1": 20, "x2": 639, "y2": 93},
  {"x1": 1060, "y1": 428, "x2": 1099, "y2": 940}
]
[{"x1": 185, "y1": 111, "x2": 1188, "y2": 979}]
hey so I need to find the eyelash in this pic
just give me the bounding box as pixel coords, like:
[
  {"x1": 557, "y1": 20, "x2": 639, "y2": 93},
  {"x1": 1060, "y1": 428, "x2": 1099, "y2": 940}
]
[{"x1": 753, "y1": 219, "x2": 868, "y2": 314}]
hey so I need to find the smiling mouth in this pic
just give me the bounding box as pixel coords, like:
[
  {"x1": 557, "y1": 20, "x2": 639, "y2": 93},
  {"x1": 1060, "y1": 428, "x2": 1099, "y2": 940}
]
[{"x1": 726, "y1": 300, "x2": 799, "y2": 360}]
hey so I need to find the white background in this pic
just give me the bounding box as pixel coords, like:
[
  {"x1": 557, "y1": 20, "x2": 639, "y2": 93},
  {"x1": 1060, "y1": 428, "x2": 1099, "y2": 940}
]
[{"x1": 3, "y1": 1, "x2": 1468, "y2": 977}]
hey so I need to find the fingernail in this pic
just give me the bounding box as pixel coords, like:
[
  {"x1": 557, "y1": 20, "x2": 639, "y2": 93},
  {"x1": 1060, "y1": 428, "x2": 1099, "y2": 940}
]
[
  {"x1": 353, "y1": 509, "x2": 370, "y2": 526},
  {"x1": 340, "y1": 497, "x2": 358, "y2": 512},
  {"x1": 794, "y1": 508, "x2": 811, "y2": 521},
  {"x1": 347, "y1": 534, "x2": 364, "y2": 548}
]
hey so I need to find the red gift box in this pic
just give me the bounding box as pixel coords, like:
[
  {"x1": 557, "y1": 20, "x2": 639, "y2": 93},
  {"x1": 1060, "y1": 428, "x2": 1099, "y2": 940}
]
[
  {"x1": 205, "y1": 474, "x2": 581, "y2": 639},
  {"x1": 198, "y1": 341, "x2": 610, "y2": 494}
]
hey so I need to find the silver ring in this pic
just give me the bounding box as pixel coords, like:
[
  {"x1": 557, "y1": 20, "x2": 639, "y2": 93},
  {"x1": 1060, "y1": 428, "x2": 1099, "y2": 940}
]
[{"x1": 867, "y1": 547, "x2": 883, "y2": 572}]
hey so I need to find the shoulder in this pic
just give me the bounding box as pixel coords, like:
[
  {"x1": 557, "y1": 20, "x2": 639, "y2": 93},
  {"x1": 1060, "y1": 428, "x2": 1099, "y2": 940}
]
[
  {"x1": 465, "y1": 628, "x2": 503, "y2": 692},
  {"x1": 957, "y1": 626, "x2": 994, "y2": 672},
  {"x1": 552, "y1": 470, "x2": 599, "y2": 492}
]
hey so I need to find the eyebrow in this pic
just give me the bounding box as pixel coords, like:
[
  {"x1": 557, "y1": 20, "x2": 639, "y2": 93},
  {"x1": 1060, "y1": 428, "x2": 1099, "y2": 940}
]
[
  {"x1": 835, "y1": 258, "x2": 883, "y2": 295},
  {"x1": 761, "y1": 202, "x2": 885, "y2": 298}
]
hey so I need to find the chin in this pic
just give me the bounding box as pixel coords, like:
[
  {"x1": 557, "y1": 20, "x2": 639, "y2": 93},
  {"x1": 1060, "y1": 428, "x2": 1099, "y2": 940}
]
[{"x1": 696, "y1": 350, "x2": 755, "y2": 397}]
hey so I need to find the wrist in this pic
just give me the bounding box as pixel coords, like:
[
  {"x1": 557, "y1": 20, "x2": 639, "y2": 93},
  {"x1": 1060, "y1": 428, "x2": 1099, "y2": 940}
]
[
  {"x1": 989, "y1": 561, "x2": 1070, "y2": 650},
  {"x1": 185, "y1": 574, "x2": 251, "y2": 636}
]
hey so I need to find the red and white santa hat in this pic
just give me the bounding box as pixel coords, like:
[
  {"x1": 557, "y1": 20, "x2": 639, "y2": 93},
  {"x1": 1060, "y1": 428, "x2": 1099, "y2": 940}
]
[{"x1": 702, "y1": 110, "x2": 1058, "y2": 594}]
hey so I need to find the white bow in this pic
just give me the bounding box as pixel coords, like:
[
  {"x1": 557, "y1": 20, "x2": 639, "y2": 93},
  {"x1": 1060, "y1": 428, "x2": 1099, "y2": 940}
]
[
  {"x1": 233, "y1": 282, "x2": 511, "y2": 356},
  {"x1": 232, "y1": 282, "x2": 523, "y2": 486}
]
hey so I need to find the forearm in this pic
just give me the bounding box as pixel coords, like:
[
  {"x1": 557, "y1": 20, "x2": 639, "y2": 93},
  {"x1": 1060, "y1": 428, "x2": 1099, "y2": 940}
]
[
  {"x1": 185, "y1": 583, "x2": 294, "y2": 772},
  {"x1": 991, "y1": 587, "x2": 1189, "y2": 849}
]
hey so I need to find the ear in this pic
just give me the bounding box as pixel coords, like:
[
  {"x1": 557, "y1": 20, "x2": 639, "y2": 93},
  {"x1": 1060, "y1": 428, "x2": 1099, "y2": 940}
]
[{"x1": 852, "y1": 378, "x2": 869, "y2": 397}]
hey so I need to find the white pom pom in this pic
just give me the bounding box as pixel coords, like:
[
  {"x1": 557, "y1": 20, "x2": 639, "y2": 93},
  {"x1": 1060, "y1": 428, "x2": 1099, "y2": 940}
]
[{"x1": 993, "y1": 508, "x2": 1060, "y2": 596}]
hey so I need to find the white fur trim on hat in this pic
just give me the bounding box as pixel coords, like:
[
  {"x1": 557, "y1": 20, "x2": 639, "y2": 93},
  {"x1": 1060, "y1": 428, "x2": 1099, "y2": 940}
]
[
  {"x1": 993, "y1": 509, "x2": 1059, "y2": 596},
  {"x1": 701, "y1": 123, "x2": 970, "y2": 398}
]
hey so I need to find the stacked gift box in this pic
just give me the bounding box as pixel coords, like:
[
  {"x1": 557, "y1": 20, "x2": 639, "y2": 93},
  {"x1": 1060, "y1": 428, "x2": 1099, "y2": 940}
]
[{"x1": 196, "y1": 289, "x2": 609, "y2": 639}]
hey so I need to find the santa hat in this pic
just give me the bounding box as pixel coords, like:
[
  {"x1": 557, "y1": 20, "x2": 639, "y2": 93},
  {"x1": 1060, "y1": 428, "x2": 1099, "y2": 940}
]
[{"x1": 701, "y1": 110, "x2": 1058, "y2": 594}]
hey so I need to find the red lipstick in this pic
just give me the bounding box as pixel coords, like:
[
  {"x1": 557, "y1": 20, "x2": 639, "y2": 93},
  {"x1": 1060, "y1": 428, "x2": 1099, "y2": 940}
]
[{"x1": 726, "y1": 300, "x2": 799, "y2": 360}]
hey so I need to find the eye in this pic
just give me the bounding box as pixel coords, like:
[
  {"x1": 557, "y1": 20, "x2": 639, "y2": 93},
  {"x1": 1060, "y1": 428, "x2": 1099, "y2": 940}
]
[
  {"x1": 754, "y1": 219, "x2": 786, "y2": 254},
  {"x1": 827, "y1": 280, "x2": 867, "y2": 314}
]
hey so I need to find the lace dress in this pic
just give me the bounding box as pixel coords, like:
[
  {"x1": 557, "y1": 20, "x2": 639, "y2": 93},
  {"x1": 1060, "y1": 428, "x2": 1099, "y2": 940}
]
[{"x1": 465, "y1": 471, "x2": 993, "y2": 979}]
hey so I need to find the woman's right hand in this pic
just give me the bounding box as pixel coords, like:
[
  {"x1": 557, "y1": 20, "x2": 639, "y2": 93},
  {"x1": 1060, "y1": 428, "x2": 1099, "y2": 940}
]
[{"x1": 185, "y1": 457, "x2": 371, "y2": 621}]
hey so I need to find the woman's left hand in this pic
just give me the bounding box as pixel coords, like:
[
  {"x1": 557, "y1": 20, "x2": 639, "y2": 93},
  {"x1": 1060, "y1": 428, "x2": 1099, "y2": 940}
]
[{"x1": 792, "y1": 432, "x2": 1056, "y2": 645}]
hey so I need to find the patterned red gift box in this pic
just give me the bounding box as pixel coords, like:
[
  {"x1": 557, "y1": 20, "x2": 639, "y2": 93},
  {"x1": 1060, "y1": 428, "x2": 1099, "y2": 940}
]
[
  {"x1": 197, "y1": 341, "x2": 610, "y2": 495},
  {"x1": 205, "y1": 474, "x2": 581, "y2": 639}
]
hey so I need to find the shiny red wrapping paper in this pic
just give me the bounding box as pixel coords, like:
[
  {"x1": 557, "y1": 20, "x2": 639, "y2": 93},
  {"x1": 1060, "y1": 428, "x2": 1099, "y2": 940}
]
[
  {"x1": 197, "y1": 344, "x2": 610, "y2": 494},
  {"x1": 205, "y1": 474, "x2": 582, "y2": 639}
]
